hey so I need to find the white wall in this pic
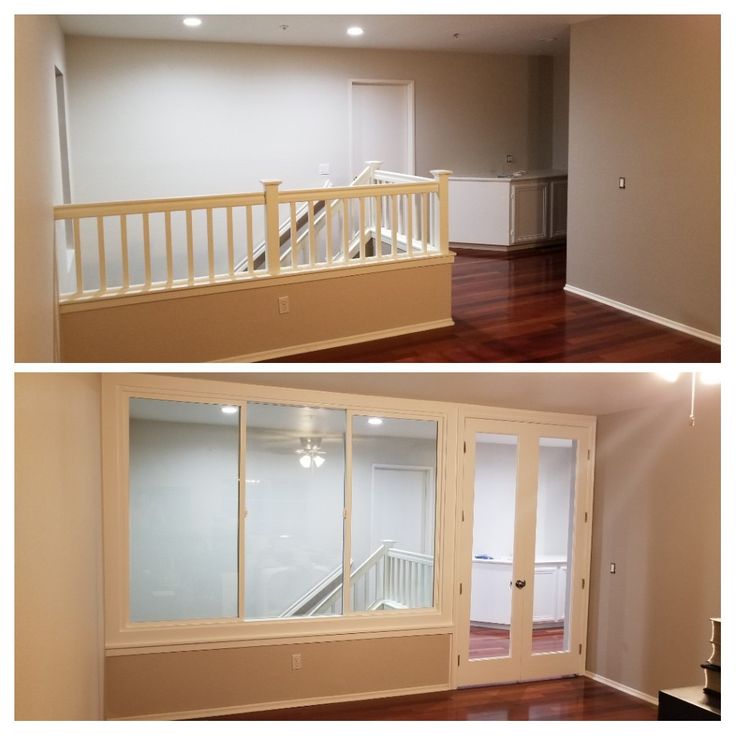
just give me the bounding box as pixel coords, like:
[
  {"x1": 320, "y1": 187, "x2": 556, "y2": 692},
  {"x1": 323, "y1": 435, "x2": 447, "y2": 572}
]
[
  {"x1": 15, "y1": 16, "x2": 68, "y2": 361},
  {"x1": 65, "y1": 35, "x2": 554, "y2": 198},
  {"x1": 15, "y1": 374, "x2": 103, "y2": 719},
  {"x1": 473, "y1": 443, "x2": 573, "y2": 559},
  {"x1": 129, "y1": 419, "x2": 240, "y2": 621}
]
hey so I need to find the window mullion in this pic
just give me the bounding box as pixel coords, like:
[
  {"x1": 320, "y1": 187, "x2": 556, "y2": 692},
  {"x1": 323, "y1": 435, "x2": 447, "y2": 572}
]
[
  {"x1": 238, "y1": 401, "x2": 247, "y2": 620},
  {"x1": 342, "y1": 411, "x2": 354, "y2": 616}
]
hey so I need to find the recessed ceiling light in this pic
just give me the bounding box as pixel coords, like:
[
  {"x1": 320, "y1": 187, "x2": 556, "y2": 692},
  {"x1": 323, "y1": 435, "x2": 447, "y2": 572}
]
[
  {"x1": 655, "y1": 371, "x2": 681, "y2": 383},
  {"x1": 183, "y1": 17, "x2": 202, "y2": 28},
  {"x1": 221, "y1": 405, "x2": 238, "y2": 414},
  {"x1": 347, "y1": 26, "x2": 364, "y2": 37},
  {"x1": 367, "y1": 417, "x2": 383, "y2": 426}
]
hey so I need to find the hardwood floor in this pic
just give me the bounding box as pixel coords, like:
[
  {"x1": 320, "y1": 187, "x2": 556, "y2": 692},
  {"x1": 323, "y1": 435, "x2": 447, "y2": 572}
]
[
  {"x1": 270, "y1": 245, "x2": 720, "y2": 363},
  {"x1": 197, "y1": 676, "x2": 657, "y2": 720},
  {"x1": 470, "y1": 625, "x2": 564, "y2": 658}
]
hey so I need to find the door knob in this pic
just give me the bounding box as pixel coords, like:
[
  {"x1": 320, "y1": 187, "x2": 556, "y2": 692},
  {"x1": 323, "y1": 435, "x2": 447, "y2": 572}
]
[{"x1": 514, "y1": 579, "x2": 527, "y2": 589}]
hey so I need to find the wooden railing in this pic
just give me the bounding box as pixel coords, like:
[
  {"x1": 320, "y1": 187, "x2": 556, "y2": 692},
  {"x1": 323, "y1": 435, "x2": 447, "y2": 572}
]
[
  {"x1": 53, "y1": 162, "x2": 452, "y2": 305},
  {"x1": 285, "y1": 540, "x2": 434, "y2": 617}
]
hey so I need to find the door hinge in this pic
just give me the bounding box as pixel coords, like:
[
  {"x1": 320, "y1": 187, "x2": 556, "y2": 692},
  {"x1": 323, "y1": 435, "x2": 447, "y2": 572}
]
[
  {"x1": 459, "y1": 582, "x2": 463, "y2": 595},
  {"x1": 343, "y1": 508, "x2": 347, "y2": 520},
  {"x1": 581, "y1": 578, "x2": 586, "y2": 590},
  {"x1": 584, "y1": 511, "x2": 588, "y2": 523},
  {"x1": 463, "y1": 441, "x2": 467, "y2": 453},
  {"x1": 587, "y1": 449, "x2": 591, "y2": 460},
  {"x1": 458, "y1": 654, "x2": 461, "y2": 667},
  {"x1": 579, "y1": 644, "x2": 583, "y2": 655},
  {"x1": 462, "y1": 509, "x2": 465, "y2": 522}
]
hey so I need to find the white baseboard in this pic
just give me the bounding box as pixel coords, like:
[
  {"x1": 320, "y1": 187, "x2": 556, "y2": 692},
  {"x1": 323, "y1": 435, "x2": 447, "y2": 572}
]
[
  {"x1": 214, "y1": 318, "x2": 455, "y2": 362},
  {"x1": 564, "y1": 284, "x2": 721, "y2": 345},
  {"x1": 584, "y1": 671, "x2": 658, "y2": 706},
  {"x1": 110, "y1": 683, "x2": 450, "y2": 720}
]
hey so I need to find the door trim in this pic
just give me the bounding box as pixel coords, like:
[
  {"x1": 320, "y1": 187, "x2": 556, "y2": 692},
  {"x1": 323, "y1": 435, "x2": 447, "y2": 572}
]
[
  {"x1": 453, "y1": 413, "x2": 596, "y2": 688},
  {"x1": 348, "y1": 79, "x2": 416, "y2": 178}
]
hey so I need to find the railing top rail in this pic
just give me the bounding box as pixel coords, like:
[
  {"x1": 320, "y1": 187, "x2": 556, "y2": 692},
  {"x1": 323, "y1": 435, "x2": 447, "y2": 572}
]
[
  {"x1": 278, "y1": 181, "x2": 437, "y2": 204},
  {"x1": 54, "y1": 190, "x2": 266, "y2": 220},
  {"x1": 374, "y1": 170, "x2": 434, "y2": 183},
  {"x1": 388, "y1": 548, "x2": 434, "y2": 563}
]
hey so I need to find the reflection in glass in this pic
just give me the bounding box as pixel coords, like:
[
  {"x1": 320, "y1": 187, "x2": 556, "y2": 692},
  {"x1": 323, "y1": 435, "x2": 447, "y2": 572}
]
[
  {"x1": 129, "y1": 398, "x2": 240, "y2": 622},
  {"x1": 531, "y1": 438, "x2": 576, "y2": 655},
  {"x1": 469, "y1": 433, "x2": 518, "y2": 660},
  {"x1": 245, "y1": 403, "x2": 346, "y2": 619},
  {"x1": 350, "y1": 416, "x2": 437, "y2": 612}
]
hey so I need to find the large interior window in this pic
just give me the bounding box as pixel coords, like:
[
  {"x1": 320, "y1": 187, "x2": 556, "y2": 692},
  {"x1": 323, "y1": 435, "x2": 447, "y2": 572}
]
[{"x1": 127, "y1": 397, "x2": 439, "y2": 626}]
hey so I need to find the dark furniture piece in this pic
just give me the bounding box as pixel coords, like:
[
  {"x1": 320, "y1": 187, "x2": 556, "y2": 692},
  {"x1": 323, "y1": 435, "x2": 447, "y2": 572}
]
[{"x1": 658, "y1": 686, "x2": 720, "y2": 720}]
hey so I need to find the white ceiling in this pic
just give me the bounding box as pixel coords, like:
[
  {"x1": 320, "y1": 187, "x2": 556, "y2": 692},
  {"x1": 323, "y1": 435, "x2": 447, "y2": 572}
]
[
  {"x1": 56, "y1": 15, "x2": 598, "y2": 55},
  {"x1": 160, "y1": 372, "x2": 720, "y2": 418}
]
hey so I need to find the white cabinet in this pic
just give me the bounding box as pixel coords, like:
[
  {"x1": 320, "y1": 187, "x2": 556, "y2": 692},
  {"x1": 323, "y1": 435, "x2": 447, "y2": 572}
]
[
  {"x1": 449, "y1": 171, "x2": 567, "y2": 248},
  {"x1": 471, "y1": 558, "x2": 567, "y2": 626}
]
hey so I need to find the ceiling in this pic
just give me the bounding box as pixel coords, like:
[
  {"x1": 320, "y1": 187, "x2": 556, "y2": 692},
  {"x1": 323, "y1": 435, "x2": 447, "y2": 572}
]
[
  {"x1": 56, "y1": 15, "x2": 598, "y2": 55},
  {"x1": 160, "y1": 372, "x2": 720, "y2": 418}
]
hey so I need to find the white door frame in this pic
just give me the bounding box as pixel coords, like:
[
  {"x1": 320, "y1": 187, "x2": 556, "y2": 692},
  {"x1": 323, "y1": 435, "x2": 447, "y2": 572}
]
[
  {"x1": 454, "y1": 416, "x2": 595, "y2": 687},
  {"x1": 369, "y1": 464, "x2": 434, "y2": 554},
  {"x1": 348, "y1": 79, "x2": 416, "y2": 178}
]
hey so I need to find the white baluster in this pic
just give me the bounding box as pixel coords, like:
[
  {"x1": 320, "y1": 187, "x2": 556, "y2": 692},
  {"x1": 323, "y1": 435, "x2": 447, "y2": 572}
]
[
  {"x1": 308, "y1": 200, "x2": 316, "y2": 266},
  {"x1": 206, "y1": 207, "x2": 215, "y2": 281},
  {"x1": 421, "y1": 193, "x2": 429, "y2": 254},
  {"x1": 342, "y1": 199, "x2": 350, "y2": 261},
  {"x1": 289, "y1": 202, "x2": 298, "y2": 269},
  {"x1": 226, "y1": 207, "x2": 234, "y2": 278},
  {"x1": 326, "y1": 198, "x2": 334, "y2": 263},
  {"x1": 120, "y1": 215, "x2": 130, "y2": 290},
  {"x1": 261, "y1": 179, "x2": 282, "y2": 277},
  {"x1": 358, "y1": 197, "x2": 366, "y2": 261},
  {"x1": 96, "y1": 216, "x2": 106, "y2": 294},
  {"x1": 406, "y1": 193, "x2": 414, "y2": 257},
  {"x1": 185, "y1": 210, "x2": 194, "y2": 285},
  {"x1": 142, "y1": 212, "x2": 152, "y2": 289},
  {"x1": 430, "y1": 169, "x2": 452, "y2": 255},
  {"x1": 246, "y1": 205, "x2": 254, "y2": 273},
  {"x1": 375, "y1": 195, "x2": 383, "y2": 258},
  {"x1": 165, "y1": 211, "x2": 173, "y2": 286},
  {"x1": 390, "y1": 194, "x2": 398, "y2": 258}
]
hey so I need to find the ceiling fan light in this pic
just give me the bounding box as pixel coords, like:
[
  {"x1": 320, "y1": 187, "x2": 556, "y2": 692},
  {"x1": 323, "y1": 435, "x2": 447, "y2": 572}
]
[
  {"x1": 299, "y1": 454, "x2": 312, "y2": 468},
  {"x1": 313, "y1": 455, "x2": 325, "y2": 468}
]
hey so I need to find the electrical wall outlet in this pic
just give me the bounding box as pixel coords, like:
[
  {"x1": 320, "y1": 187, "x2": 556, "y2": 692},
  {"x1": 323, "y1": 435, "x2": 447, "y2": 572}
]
[
  {"x1": 291, "y1": 653, "x2": 302, "y2": 670},
  {"x1": 319, "y1": 163, "x2": 330, "y2": 175},
  {"x1": 505, "y1": 154, "x2": 514, "y2": 163},
  {"x1": 278, "y1": 296, "x2": 290, "y2": 314}
]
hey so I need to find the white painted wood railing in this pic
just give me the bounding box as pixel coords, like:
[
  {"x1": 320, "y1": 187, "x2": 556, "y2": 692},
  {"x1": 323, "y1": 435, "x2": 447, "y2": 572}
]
[
  {"x1": 53, "y1": 161, "x2": 452, "y2": 305},
  {"x1": 285, "y1": 540, "x2": 433, "y2": 617}
]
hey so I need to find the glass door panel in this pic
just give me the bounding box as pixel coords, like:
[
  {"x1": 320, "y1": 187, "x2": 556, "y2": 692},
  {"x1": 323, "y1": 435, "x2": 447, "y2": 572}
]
[
  {"x1": 469, "y1": 433, "x2": 519, "y2": 661},
  {"x1": 531, "y1": 437, "x2": 577, "y2": 656}
]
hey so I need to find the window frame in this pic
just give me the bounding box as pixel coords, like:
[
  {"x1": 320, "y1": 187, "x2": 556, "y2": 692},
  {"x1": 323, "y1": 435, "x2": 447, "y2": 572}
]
[{"x1": 102, "y1": 374, "x2": 457, "y2": 653}]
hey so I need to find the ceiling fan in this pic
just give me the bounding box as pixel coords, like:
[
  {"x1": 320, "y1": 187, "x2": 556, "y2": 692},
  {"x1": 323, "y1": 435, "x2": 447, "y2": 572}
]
[{"x1": 295, "y1": 437, "x2": 327, "y2": 468}]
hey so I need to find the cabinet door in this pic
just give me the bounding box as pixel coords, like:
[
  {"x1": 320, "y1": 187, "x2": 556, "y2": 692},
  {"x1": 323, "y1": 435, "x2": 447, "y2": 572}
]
[
  {"x1": 511, "y1": 182, "x2": 548, "y2": 244},
  {"x1": 549, "y1": 179, "x2": 568, "y2": 238}
]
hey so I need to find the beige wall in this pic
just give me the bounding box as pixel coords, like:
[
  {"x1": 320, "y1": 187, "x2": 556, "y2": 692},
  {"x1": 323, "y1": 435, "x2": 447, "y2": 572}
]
[
  {"x1": 106, "y1": 634, "x2": 451, "y2": 719},
  {"x1": 566, "y1": 16, "x2": 720, "y2": 336},
  {"x1": 552, "y1": 52, "x2": 569, "y2": 170},
  {"x1": 59, "y1": 259, "x2": 453, "y2": 362},
  {"x1": 15, "y1": 16, "x2": 67, "y2": 362},
  {"x1": 15, "y1": 374, "x2": 104, "y2": 719},
  {"x1": 64, "y1": 35, "x2": 553, "y2": 200},
  {"x1": 587, "y1": 385, "x2": 720, "y2": 697}
]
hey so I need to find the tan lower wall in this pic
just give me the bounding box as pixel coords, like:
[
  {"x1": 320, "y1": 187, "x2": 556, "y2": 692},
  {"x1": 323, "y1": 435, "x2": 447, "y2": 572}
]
[
  {"x1": 105, "y1": 633, "x2": 451, "y2": 719},
  {"x1": 60, "y1": 260, "x2": 453, "y2": 362}
]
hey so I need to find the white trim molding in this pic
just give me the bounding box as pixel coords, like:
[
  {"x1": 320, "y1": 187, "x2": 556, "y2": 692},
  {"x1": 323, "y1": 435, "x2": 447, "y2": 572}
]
[
  {"x1": 564, "y1": 284, "x2": 721, "y2": 345},
  {"x1": 214, "y1": 318, "x2": 455, "y2": 363},
  {"x1": 584, "y1": 671, "x2": 659, "y2": 706},
  {"x1": 111, "y1": 683, "x2": 451, "y2": 721}
]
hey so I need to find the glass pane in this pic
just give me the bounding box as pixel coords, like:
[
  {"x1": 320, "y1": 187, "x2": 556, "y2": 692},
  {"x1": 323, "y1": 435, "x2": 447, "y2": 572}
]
[
  {"x1": 531, "y1": 437, "x2": 577, "y2": 655},
  {"x1": 469, "y1": 433, "x2": 518, "y2": 660},
  {"x1": 350, "y1": 415, "x2": 437, "y2": 612},
  {"x1": 245, "y1": 403, "x2": 345, "y2": 619},
  {"x1": 129, "y1": 398, "x2": 240, "y2": 622}
]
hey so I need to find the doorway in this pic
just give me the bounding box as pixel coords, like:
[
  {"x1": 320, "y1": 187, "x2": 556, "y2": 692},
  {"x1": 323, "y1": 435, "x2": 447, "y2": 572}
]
[
  {"x1": 349, "y1": 80, "x2": 415, "y2": 178},
  {"x1": 455, "y1": 417, "x2": 595, "y2": 687}
]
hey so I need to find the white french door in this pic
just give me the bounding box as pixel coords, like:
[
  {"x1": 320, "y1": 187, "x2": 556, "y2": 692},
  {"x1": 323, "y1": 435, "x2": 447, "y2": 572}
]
[{"x1": 456, "y1": 417, "x2": 594, "y2": 687}]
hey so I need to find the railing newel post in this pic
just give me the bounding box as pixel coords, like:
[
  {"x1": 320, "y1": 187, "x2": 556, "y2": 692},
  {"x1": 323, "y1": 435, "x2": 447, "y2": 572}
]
[
  {"x1": 365, "y1": 160, "x2": 383, "y2": 185},
  {"x1": 430, "y1": 169, "x2": 453, "y2": 255},
  {"x1": 261, "y1": 179, "x2": 283, "y2": 276}
]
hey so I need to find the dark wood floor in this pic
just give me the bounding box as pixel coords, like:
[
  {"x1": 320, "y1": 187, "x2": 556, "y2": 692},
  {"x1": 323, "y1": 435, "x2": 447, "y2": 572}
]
[
  {"x1": 470, "y1": 625, "x2": 564, "y2": 659},
  {"x1": 271, "y1": 245, "x2": 720, "y2": 362},
  {"x1": 198, "y1": 676, "x2": 657, "y2": 720}
]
